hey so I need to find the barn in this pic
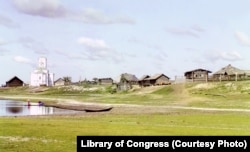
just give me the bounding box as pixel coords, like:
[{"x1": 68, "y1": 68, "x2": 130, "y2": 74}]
[
  {"x1": 6, "y1": 76, "x2": 24, "y2": 87},
  {"x1": 98, "y1": 78, "x2": 113, "y2": 85},
  {"x1": 213, "y1": 64, "x2": 246, "y2": 81},
  {"x1": 54, "y1": 78, "x2": 65, "y2": 86},
  {"x1": 138, "y1": 74, "x2": 170, "y2": 87},
  {"x1": 184, "y1": 69, "x2": 211, "y2": 82},
  {"x1": 114, "y1": 73, "x2": 139, "y2": 91}
]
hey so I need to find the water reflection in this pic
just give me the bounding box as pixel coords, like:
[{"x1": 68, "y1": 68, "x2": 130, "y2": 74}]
[
  {"x1": 6, "y1": 102, "x2": 23, "y2": 113},
  {"x1": 1, "y1": 100, "x2": 54, "y2": 116}
]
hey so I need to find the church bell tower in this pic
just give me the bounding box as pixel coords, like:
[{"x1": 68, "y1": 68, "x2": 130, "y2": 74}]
[{"x1": 38, "y1": 57, "x2": 47, "y2": 69}]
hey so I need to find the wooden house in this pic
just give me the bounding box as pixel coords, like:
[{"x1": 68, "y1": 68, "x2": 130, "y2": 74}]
[
  {"x1": 98, "y1": 78, "x2": 113, "y2": 85},
  {"x1": 115, "y1": 73, "x2": 139, "y2": 91},
  {"x1": 184, "y1": 69, "x2": 211, "y2": 82},
  {"x1": 213, "y1": 64, "x2": 245, "y2": 81},
  {"x1": 138, "y1": 74, "x2": 170, "y2": 87},
  {"x1": 6, "y1": 76, "x2": 24, "y2": 87},
  {"x1": 121, "y1": 73, "x2": 139, "y2": 85},
  {"x1": 54, "y1": 78, "x2": 65, "y2": 86}
]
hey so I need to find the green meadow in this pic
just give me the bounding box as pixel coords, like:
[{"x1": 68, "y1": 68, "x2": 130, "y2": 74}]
[{"x1": 1, "y1": 81, "x2": 250, "y2": 151}]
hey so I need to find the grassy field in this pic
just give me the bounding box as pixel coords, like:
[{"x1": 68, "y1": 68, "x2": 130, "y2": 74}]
[{"x1": 1, "y1": 81, "x2": 250, "y2": 151}]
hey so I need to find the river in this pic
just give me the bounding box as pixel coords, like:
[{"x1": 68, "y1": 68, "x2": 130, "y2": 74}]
[{"x1": 0, "y1": 100, "x2": 79, "y2": 116}]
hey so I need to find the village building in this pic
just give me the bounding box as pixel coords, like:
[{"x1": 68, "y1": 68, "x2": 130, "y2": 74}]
[
  {"x1": 30, "y1": 57, "x2": 54, "y2": 87},
  {"x1": 98, "y1": 78, "x2": 113, "y2": 85},
  {"x1": 5, "y1": 76, "x2": 24, "y2": 87},
  {"x1": 213, "y1": 64, "x2": 248, "y2": 81},
  {"x1": 184, "y1": 68, "x2": 212, "y2": 82},
  {"x1": 138, "y1": 74, "x2": 170, "y2": 87},
  {"x1": 54, "y1": 78, "x2": 65, "y2": 86},
  {"x1": 114, "y1": 73, "x2": 139, "y2": 91},
  {"x1": 121, "y1": 73, "x2": 139, "y2": 85}
]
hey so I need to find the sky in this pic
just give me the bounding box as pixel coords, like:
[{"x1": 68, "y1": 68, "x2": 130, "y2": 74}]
[{"x1": 1, "y1": 0, "x2": 250, "y2": 84}]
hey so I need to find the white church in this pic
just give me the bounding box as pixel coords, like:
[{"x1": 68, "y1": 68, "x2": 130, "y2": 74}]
[{"x1": 30, "y1": 57, "x2": 54, "y2": 87}]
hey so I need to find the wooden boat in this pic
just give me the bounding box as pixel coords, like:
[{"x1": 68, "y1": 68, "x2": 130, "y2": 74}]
[
  {"x1": 84, "y1": 107, "x2": 113, "y2": 112},
  {"x1": 44, "y1": 103, "x2": 112, "y2": 112}
]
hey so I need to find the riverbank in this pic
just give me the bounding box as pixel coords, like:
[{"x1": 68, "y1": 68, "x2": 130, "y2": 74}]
[
  {"x1": 1, "y1": 94, "x2": 250, "y2": 116},
  {"x1": 0, "y1": 95, "x2": 114, "y2": 114},
  {"x1": 2, "y1": 84, "x2": 250, "y2": 152}
]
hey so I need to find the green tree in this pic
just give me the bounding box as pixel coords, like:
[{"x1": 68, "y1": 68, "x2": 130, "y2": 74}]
[{"x1": 63, "y1": 76, "x2": 72, "y2": 85}]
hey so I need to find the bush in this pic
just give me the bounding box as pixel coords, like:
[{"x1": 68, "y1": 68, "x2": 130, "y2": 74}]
[{"x1": 106, "y1": 85, "x2": 117, "y2": 94}]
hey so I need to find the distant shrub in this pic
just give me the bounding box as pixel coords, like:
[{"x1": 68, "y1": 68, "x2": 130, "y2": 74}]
[{"x1": 106, "y1": 85, "x2": 117, "y2": 94}]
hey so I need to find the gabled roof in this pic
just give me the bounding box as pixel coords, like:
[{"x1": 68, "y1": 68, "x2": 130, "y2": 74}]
[
  {"x1": 98, "y1": 78, "x2": 113, "y2": 80},
  {"x1": 113, "y1": 73, "x2": 138, "y2": 83},
  {"x1": 6, "y1": 76, "x2": 23, "y2": 83},
  {"x1": 140, "y1": 73, "x2": 170, "y2": 81},
  {"x1": 213, "y1": 64, "x2": 245, "y2": 75},
  {"x1": 147, "y1": 73, "x2": 169, "y2": 80},
  {"x1": 54, "y1": 78, "x2": 64, "y2": 83},
  {"x1": 184, "y1": 68, "x2": 212, "y2": 76},
  {"x1": 139, "y1": 75, "x2": 150, "y2": 80},
  {"x1": 122, "y1": 73, "x2": 138, "y2": 81}
]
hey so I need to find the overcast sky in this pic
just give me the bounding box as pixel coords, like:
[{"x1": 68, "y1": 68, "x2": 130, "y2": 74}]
[{"x1": 1, "y1": 0, "x2": 250, "y2": 84}]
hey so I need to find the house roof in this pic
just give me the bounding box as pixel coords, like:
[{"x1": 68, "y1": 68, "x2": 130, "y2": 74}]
[
  {"x1": 140, "y1": 73, "x2": 170, "y2": 81},
  {"x1": 98, "y1": 78, "x2": 113, "y2": 80},
  {"x1": 184, "y1": 68, "x2": 212, "y2": 76},
  {"x1": 122, "y1": 73, "x2": 138, "y2": 81},
  {"x1": 213, "y1": 64, "x2": 245, "y2": 75},
  {"x1": 6, "y1": 76, "x2": 23, "y2": 83},
  {"x1": 113, "y1": 73, "x2": 138, "y2": 83},
  {"x1": 147, "y1": 73, "x2": 169, "y2": 80},
  {"x1": 54, "y1": 78, "x2": 64, "y2": 83},
  {"x1": 139, "y1": 75, "x2": 150, "y2": 80}
]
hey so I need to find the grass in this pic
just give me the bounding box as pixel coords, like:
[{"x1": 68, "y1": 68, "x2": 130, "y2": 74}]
[
  {"x1": 1, "y1": 82, "x2": 250, "y2": 151},
  {"x1": 1, "y1": 111, "x2": 250, "y2": 152},
  {"x1": 152, "y1": 85, "x2": 174, "y2": 95},
  {"x1": 186, "y1": 81, "x2": 250, "y2": 108}
]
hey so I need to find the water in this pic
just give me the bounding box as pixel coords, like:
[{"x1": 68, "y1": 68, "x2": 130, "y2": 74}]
[{"x1": 0, "y1": 100, "x2": 79, "y2": 116}]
